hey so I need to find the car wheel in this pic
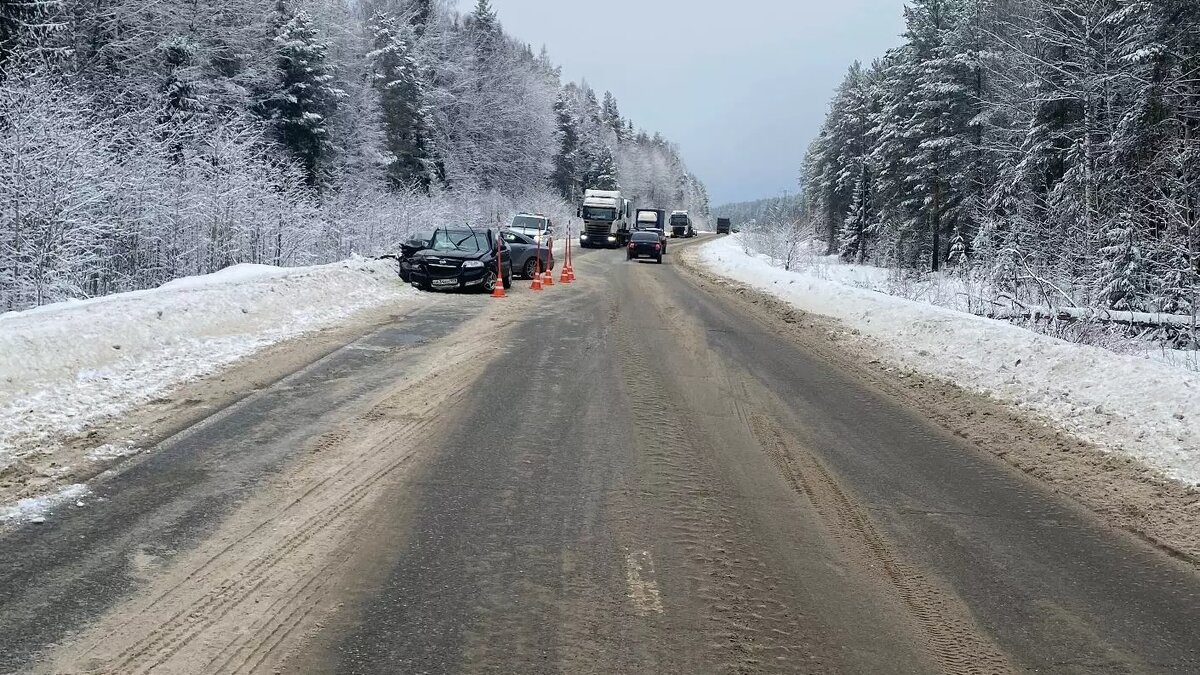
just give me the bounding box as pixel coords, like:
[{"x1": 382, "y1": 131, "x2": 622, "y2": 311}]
[
  {"x1": 503, "y1": 271, "x2": 512, "y2": 289},
  {"x1": 656, "y1": 255, "x2": 663, "y2": 264},
  {"x1": 523, "y1": 258, "x2": 537, "y2": 279}
]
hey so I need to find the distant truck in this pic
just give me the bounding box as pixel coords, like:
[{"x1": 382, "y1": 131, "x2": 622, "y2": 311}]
[
  {"x1": 635, "y1": 208, "x2": 669, "y2": 253},
  {"x1": 635, "y1": 208, "x2": 666, "y2": 231},
  {"x1": 670, "y1": 211, "x2": 695, "y2": 238},
  {"x1": 579, "y1": 189, "x2": 631, "y2": 248},
  {"x1": 717, "y1": 218, "x2": 732, "y2": 234}
]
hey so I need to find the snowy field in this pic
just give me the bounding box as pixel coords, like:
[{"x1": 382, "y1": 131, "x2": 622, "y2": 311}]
[
  {"x1": 692, "y1": 235, "x2": 1200, "y2": 486},
  {"x1": 0, "y1": 259, "x2": 419, "y2": 520}
]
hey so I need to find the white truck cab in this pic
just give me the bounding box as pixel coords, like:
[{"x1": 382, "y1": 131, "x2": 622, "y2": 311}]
[
  {"x1": 670, "y1": 210, "x2": 694, "y2": 238},
  {"x1": 579, "y1": 189, "x2": 631, "y2": 248}
]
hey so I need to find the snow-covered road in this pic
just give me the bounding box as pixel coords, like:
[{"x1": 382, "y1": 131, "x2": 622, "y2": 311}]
[{"x1": 690, "y1": 235, "x2": 1200, "y2": 487}]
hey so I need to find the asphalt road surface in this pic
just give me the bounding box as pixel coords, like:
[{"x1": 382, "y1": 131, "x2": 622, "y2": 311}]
[{"x1": 2, "y1": 237, "x2": 1198, "y2": 674}]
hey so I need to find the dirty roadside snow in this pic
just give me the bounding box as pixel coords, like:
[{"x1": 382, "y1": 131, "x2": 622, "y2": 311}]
[
  {"x1": 690, "y1": 235, "x2": 1200, "y2": 487},
  {"x1": 0, "y1": 258, "x2": 420, "y2": 521}
]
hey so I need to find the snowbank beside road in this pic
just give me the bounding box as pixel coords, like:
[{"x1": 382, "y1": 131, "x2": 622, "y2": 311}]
[
  {"x1": 0, "y1": 259, "x2": 417, "y2": 482},
  {"x1": 691, "y1": 235, "x2": 1200, "y2": 486}
]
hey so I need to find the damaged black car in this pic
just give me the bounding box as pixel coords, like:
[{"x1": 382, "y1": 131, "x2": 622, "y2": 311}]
[
  {"x1": 397, "y1": 230, "x2": 435, "y2": 283},
  {"x1": 408, "y1": 228, "x2": 513, "y2": 293}
]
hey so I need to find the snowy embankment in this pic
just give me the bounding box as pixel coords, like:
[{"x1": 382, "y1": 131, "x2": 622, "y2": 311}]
[
  {"x1": 691, "y1": 235, "x2": 1200, "y2": 487},
  {"x1": 0, "y1": 259, "x2": 417, "y2": 520}
]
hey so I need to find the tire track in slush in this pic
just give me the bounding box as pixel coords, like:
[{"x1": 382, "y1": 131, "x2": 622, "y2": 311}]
[
  {"x1": 124, "y1": 420, "x2": 428, "y2": 673},
  {"x1": 458, "y1": 342, "x2": 577, "y2": 671},
  {"x1": 93, "y1": 405, "x2": 444, "y2": 675},
  {"x1": 612, "y1": 308, "x2": 821, "y2": 673},
  {"x1": 46, "y1": 329, "x2": 497, "y2": 675},
  {"x1": 747, "y1": 411, "x2": 1013, "y2": 675}
]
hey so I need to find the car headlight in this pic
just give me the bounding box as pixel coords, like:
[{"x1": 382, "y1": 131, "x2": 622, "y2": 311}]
[
  {"x1": 580, "y1": 234, "x2": 589, "y2": 240},
  {"x1": 462, "y1": 260, "x2": 484, "y2": 268},
  {"x1": 607, "y1": 235, "x2": 616, "y2": 241}
]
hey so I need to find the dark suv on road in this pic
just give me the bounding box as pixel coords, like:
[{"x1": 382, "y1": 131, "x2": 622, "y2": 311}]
[
  {"x1": 408, "y1": 228, "x2": 513, "y2": 292},
  {"x1": 627, "y1": 231, "x2": 664, "y2": 264}
]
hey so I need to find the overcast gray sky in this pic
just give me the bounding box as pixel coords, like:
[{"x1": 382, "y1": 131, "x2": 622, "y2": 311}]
[{"x1": 454, "y1": 0, "x2": 907, "y2": 205}]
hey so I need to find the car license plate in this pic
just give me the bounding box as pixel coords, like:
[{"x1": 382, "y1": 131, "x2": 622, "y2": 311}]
[{"x1": 432, "y1": 278, "x2": 458, "y2": 287}]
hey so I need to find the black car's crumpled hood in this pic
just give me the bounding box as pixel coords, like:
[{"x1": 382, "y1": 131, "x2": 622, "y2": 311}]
[{"x1": 413, "y1": 249, "x2": 488, "y2": 262}]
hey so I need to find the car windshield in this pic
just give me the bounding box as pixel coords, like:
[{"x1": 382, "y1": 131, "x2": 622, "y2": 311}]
[
  {"x1": 631, "y1": 232, "x2": 659, "y2": 242},
  {"x1": 670, "y1": 216, "x2": 689, "y2": 225},
  {"x1": 429, "y1": 229, "x2": 490, "y2": 252},
  {"x1": 583, "y1": 206, "x2": 617, "y2": 221},
  {"x1": 511, "y1": 216, "x2": 548, "y2": 232}
]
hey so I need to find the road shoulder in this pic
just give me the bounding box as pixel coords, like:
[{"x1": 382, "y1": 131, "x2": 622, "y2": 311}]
[
  {"x1": 678, "y1": 244, "x2": 1200, "y2": 568},
  {"x1": 1, "y1": 296, "x2": 434, "y2": 523}
]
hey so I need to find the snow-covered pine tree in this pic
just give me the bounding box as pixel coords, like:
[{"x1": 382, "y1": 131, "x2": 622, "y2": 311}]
[
  {"x1": 601, "y1": 91, "x2": 624, "y2": 139},
  {"x1": 803, "y1": 61, "x2": 877, "y2": 255},
  {"x1": 469, "y1": 0, "x2": 499, "y2": 52},
  {"x1": 368, "y1": 12, "x2": 438, "y2": 192},
  {"x1": 1096, "y1": 212, "x2": 1146, "y2": 310},
  {"x1": 587, "y1": 145, "x2": 619, "y2": 191},
  {"x1": 158, "y1": 35, "x2": 204, "y2": 163},
  {"x1": 839, "y1": 165, "x2": 872, "y2": 263},
  {"x1": 582, "y1": 84, "x2": 602, "y2": 125},
  {"x1": 895, "y1": 0, "x2": 978, "y2": 271},
  {"x1": 261, "y1": 4, "x2": 344, "y2": 187},
  {"x1": 551, "y1": 90, "x2": 581, "y2": 199}
]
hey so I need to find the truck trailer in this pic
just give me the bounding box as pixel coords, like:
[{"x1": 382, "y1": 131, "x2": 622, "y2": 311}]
[
  {"x1": 635, "y1": 208, "x2": 666, "y2": 231},
  {"x1": 717, "y1": 217, "x2": 732, "y2": 234}
]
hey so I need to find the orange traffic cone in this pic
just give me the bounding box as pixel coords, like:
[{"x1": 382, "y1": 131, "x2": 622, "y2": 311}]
[
  {"x1": 563, "y1": 231, "x2": 575, "y2": 281},
  {"x1": 491, "y1": 237, "x2": 507, "y2": 298},
  {"x1": 559, "y1": 263, "x2": 571, "y2": 284},
  {"x1": 530, "y1": 236, "x2": 545, "y2": 291},
  {"x1": 543, "y1": 268, "x2": 554, "y2": 286}
]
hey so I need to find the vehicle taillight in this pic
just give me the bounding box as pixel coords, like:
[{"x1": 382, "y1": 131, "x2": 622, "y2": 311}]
[
  {"x1": 628, "y1": 242, "x2": 636, "y2": 249},
  {"x1": 654, "y1": 243, "x2": 661, "y2": 251}
]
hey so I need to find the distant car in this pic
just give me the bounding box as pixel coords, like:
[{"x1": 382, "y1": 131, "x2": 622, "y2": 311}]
[
  {"x1": 501, "y1": 230, "x2": 555, "y2": 279},
  {"x1": 509, "y1": 213, "x2": 554, "y2": 247},
  {"x1": 408, "y1": 228, "x2": 513, "y2": 292},
  {"x1": 397, "y1": 230, "x2": 434, "y2": 282},
  {"x1": 627, "y1": 231, "x2": 664, "y2": 264}
]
